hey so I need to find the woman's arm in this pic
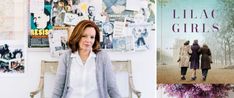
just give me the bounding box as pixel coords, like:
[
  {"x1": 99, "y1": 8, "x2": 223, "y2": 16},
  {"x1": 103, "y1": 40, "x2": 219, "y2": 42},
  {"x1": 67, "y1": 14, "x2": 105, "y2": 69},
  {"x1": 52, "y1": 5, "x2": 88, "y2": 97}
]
[
  {"x1": 104, "y1": 52, "x2": 121, "y2": 98},
  {"x1": 52, "y1": 53, "x2": 67, "y2": 98}
]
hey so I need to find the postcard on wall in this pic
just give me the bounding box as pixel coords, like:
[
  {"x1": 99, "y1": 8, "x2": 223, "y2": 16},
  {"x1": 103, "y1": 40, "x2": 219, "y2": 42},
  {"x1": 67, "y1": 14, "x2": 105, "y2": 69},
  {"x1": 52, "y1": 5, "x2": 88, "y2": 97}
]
[
  {"x1": 51, "y1": 0, "x2": 66, "y2": 26},
  {"x1": 127, "y1": 23, "x2": 150, "y2": 51},
  {"x1": 157, "y1": 0, "x2": 234, "y2": 83},
  {"x1": 29, "y1": 0, "x2": 53, "y2": 48},
  {"x1": 80, "y1": 0, "x2": 103, "y2": 22},
  {"x1": 0, "y1": 41, "x2": 25, "y2": 75},
  {"x1": 112, "y1": 36, "x2": 134, "y2": 51},
  {"x1": 48, "y1": 27, "x2": 69, "y2": 58},
  {"x1": 113, "y1": 17, "x2": 126, "y2": 37},
  {"x1": 112, "y1": 37, "x2": 126, "y2": 51},
  {"x1": 63, "y1": 13, "x2": 80, "y2": 26},
  {"x1": 100, "y1": 22, "x2": 114, "y2": 49}
]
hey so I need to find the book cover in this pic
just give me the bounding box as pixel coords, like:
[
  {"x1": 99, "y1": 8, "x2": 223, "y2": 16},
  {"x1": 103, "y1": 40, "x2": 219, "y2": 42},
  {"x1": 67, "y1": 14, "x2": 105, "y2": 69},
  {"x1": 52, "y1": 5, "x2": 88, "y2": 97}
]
[{"x1": 157, "y1": 0, "x2": 234, "y2": 83}]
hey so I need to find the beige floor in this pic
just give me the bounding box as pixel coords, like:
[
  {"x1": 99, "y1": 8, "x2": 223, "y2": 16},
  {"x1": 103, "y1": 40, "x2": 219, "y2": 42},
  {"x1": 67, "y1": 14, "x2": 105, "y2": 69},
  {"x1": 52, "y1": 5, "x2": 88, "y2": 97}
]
[{"x1": 157, "y1": 64, "x2": 234, "y2": 84}]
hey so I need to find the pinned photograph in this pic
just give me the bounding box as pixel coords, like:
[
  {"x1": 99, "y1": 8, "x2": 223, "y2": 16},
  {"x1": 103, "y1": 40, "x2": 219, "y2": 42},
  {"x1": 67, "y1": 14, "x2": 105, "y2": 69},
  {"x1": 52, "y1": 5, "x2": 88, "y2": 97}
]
[
  {"x1": 0, "y1": 42, "x2": 25, "y2": 74},
  {"x1": 100, "y1": 22, "x2": 114, "y2": 49},
  {"x1": 128, "y1": 23, "x2": 150, "y2": 51},
  {"x1": 48, "y1": 27, "x2": 69, "y2": 57}
]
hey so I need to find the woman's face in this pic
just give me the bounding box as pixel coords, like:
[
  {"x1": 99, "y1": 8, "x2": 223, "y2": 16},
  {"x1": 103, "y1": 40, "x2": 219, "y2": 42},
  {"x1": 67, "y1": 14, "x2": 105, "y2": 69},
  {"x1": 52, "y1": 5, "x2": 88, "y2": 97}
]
[{"x1": 79, "y1": 27, "x2": 96, "y2": 51}]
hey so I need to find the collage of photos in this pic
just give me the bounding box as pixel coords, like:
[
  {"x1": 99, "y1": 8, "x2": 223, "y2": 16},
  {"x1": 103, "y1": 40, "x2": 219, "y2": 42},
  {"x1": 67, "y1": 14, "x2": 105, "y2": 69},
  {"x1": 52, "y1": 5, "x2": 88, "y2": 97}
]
[
  {"x1": 29, "y1": 0, "x2": 155, "y2": 53},
  {"x1": 157, "y1": 0, "x2": 234, "y2": 98}
]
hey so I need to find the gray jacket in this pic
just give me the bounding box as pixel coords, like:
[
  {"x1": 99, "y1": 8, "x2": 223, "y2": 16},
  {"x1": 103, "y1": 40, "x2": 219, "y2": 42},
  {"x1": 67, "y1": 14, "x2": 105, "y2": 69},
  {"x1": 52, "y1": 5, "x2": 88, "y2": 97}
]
[{"x1": 52, "y1": 50, "x2": 121, "y2": 98}]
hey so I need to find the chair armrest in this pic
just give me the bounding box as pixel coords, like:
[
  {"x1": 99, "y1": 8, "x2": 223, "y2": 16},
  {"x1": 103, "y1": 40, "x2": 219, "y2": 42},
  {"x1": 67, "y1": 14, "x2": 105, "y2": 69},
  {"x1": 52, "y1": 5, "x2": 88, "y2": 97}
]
[
  {"x1": 129, "y1": 75, "x2": 141, "y2": 98},
  {"x1": 30, "y1": 88, "x2": 42, "y2": 98},
  {"x1": 30, "y1": 76, "x2": 44, "y2": 98}
]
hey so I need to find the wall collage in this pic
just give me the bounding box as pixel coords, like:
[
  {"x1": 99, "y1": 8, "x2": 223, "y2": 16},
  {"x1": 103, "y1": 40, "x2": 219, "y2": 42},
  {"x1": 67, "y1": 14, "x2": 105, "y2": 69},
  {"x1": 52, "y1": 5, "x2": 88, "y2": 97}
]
[{"x1": 29, "y1": 0, "x2": 155, "y2": 57}]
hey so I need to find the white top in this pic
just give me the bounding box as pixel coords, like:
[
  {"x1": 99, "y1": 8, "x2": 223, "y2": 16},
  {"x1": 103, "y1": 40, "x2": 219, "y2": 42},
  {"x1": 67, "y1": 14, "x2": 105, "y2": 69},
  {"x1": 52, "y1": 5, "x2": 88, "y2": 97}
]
[{"x1": 66, "y1": 51, "x2": 99, "y2": 98}]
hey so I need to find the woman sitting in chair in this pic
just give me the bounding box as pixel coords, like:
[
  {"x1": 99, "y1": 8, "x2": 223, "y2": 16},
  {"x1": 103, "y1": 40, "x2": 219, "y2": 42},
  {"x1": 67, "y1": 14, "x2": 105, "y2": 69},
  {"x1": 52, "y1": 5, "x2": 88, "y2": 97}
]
[{"x1": 52, "y1": 20, "x2": 121, "y2": 98}]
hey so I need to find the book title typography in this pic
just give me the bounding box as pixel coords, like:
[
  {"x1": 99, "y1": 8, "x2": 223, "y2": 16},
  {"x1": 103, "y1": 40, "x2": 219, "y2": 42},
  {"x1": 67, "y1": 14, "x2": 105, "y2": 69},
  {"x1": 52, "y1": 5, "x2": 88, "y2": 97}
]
[{"x1": 172, "y1": 9, "x2": 220, "y2": 33}]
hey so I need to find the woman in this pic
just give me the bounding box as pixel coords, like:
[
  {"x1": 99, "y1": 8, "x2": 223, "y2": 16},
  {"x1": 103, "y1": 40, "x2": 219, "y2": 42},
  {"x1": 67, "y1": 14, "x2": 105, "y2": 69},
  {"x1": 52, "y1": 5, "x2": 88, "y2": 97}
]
[
  {"x1": 190, "y1": 40, "x2": 200, "y2": 80},
  {"x1": 200, "y1": 44, "x2": 212, "y2": 81},
  {"x1": 178, "y1": 40, "x2": 192, "y2": 80},
  {"x1": 52, "y1": 20, "x2": 121, "y2": 98}
]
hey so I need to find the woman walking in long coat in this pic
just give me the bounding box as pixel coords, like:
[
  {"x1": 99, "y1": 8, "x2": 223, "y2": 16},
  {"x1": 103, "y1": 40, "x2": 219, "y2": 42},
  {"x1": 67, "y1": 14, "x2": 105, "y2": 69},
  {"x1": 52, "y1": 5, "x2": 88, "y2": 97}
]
[
  {"x1": 178, "y1": 40, "x2": 192, "y2": 80},
  {"x1": 200, "y1": 44, "x2": 212, "y2": 81},
  {"x1": 190, "y1": 40, "x2": 200, "y2": 80}
]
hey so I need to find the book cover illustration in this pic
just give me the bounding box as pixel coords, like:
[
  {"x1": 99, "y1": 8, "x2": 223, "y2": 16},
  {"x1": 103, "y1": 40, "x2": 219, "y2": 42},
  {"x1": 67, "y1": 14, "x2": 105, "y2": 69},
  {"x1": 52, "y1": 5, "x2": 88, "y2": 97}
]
[{"x1": 157, "y1": 0, "x2": 234, "y2": 83}]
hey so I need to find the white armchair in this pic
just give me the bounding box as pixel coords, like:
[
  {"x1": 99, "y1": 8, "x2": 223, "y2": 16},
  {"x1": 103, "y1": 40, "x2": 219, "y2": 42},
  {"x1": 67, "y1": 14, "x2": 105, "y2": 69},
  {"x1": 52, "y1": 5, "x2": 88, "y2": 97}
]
[
  {"x1": 30, "y1": 60, "x2": 58, "y2": 98},
  {"x1": 112, "y1": 60, "x2": 141, "y2": 98},
  {"x1": 30, "y1": 60, "x2": 141, "y2": 98}
]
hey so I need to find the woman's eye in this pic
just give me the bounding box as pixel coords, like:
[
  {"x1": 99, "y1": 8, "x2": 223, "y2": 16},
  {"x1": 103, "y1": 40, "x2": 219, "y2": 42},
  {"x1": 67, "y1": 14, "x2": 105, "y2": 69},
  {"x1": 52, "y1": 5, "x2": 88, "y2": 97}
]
[{"x1": 91, "y1": 36, "x2": 95, "y2": 39}]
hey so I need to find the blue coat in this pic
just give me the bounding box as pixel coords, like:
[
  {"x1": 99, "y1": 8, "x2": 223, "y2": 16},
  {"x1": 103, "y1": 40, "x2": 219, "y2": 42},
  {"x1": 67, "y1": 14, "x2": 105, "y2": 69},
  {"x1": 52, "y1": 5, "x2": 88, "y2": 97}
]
[{"x1": 52, "y1": 50, "x2": 121, "y2": 98}]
